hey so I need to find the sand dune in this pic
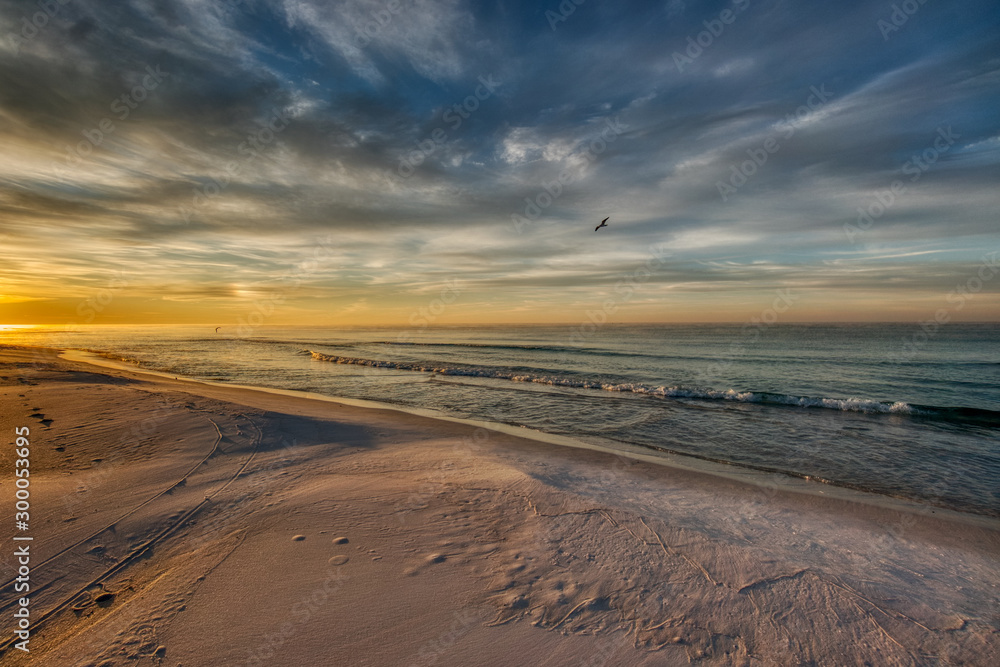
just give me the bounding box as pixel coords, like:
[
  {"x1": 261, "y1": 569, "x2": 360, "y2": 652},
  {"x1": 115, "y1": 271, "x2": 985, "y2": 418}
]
[{"x1": 1, "y1": 346, "x2": 998, "y2": 665}]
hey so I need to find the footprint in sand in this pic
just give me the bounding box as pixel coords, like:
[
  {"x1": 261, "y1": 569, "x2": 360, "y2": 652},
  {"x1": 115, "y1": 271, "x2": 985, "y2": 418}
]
[
  {"x1": 329, "y1": 555, "x2": 349, "y2": 566},
  {"x1": 29, "y1": 412, "x2": 53, "y2": 427},
  {"x1": 94, "y1": 591, "x2": 115, "y2": 607},
  {"x1": 292, "y1": 535, "x2": 307, "y2": 541},
  {"x1": 332, "y1": 536, "x2": 349, "y2": 545},
  {"x1": 404, "y1": 553, "x2": 447, "y2": 576}
]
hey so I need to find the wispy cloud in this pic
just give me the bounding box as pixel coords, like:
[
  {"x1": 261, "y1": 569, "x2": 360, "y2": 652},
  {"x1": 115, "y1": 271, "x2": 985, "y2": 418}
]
[{"x1": 0, "y1": 0, "x2": 997, "y2": 324}]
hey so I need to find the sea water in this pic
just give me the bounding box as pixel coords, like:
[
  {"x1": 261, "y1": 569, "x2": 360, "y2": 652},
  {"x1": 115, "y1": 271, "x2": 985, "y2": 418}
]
[{"x1": 5, "y1": 323, "x2": 998, "y2": 516}]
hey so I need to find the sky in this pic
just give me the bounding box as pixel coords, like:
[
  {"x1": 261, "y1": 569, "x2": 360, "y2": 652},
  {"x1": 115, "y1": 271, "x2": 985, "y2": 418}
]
[{"x1": 0, "y1": 0, "x2": 998, "y2": 326}]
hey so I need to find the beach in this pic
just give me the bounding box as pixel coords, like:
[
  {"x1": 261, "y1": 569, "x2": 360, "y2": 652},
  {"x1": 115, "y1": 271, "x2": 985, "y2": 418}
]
[
  {"x1": 3, "y1": 0, "x2": 997, "y2": 662},
  {"x1": 1, "y1": 345, "x2": 998, "y2": 665}
]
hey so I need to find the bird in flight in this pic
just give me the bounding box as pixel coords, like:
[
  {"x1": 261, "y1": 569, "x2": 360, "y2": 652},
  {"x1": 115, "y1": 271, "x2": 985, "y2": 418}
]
[{"x1": 595, "y1": 217, "x2": 609, "y2": 231}]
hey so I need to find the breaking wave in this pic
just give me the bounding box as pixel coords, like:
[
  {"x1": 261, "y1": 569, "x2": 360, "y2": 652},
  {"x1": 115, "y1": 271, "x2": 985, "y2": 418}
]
[{"x1": 308, "y1": 351, "x2": 920, "y2": 416}]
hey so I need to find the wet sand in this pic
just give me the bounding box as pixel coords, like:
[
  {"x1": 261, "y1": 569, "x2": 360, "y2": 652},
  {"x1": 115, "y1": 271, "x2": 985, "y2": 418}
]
[{"x1": 1, "y1": 345, "x2": 998, "y2": 665}]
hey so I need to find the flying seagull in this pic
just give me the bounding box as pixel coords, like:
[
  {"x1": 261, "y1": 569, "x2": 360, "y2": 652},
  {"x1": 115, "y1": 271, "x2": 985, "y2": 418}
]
[{"x1": 595, "y1": 217, "x2": 609, "y2": 231}]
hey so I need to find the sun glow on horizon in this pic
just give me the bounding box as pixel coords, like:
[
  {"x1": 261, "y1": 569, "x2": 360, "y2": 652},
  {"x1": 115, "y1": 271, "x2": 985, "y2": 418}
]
[{"x1": 0, "y1": 0, "x2": 997, "y2": 327}]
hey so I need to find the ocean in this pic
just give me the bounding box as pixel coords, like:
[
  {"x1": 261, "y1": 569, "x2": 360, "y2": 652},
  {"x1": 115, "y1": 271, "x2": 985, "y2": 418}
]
[{"x1": 5, "y1": 323, "x2": 999, "y2": 516}]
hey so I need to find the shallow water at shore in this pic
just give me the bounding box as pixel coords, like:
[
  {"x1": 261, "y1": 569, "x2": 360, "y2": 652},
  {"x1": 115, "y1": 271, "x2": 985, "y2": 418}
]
[{"x1": 5, "y1": 323, "x2": 999, "y2": 515}]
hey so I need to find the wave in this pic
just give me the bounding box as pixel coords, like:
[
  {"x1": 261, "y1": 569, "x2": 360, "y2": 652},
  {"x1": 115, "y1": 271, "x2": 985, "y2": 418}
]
[
  {"x1": 196, "y1": 337, "x2": 1000, "y2": 371},
  {"x1": 367, "y1": 340, "x2": 655, "y2": 358},
  {"x1": 188, "y1": 336, "x2": 595, "y2": 353},
  {"x1": 306, "y1": 351, "x2": 949, "y2": 418},
  {"x1": 189, "y1": 336, "x2": 1000, "y2": 371},
  {"x1": 241, "y1": 337, "x2": 664, "y2": 360},
  {"x1": 87, "y1": 349, "x2": 148, "y2": 366}
]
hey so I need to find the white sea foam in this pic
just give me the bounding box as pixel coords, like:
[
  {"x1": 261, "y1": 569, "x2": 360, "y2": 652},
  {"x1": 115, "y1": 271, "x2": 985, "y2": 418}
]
[{"x1": 308, "y1": 351, "x2": 917, "y2": 415}]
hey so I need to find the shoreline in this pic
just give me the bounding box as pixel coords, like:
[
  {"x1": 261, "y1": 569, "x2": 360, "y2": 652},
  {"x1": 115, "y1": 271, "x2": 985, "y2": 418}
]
[
  {"x1": 57, "y1": 346, "x2": 1000, "y2": 529},
  {"x1": 1, "y1": 345, "x2": 998, "y2": 664}
]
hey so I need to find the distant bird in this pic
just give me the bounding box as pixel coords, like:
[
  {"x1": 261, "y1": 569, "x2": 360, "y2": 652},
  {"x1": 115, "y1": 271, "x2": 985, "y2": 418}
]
[
  {"x1": 215, "y1": 326, "x2": 221, "y2": 333},
  {"x1": 595, "y1": 217, "x2": 609, "y2": 231}
]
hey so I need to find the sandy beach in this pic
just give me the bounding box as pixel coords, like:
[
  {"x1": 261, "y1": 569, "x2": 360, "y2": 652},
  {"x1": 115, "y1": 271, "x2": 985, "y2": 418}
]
[{"x1": 1, "y1": 345, "x2": 998, "y2": 666}]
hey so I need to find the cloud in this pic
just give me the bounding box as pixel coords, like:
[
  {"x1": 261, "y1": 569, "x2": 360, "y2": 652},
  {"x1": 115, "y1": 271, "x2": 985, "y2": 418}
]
[
  {"x1": 0, "y1": 0, "x2": 997, "y2": 324},
  {"x1": 280, "y1": 0, "x2": 477, "y2": 83}
]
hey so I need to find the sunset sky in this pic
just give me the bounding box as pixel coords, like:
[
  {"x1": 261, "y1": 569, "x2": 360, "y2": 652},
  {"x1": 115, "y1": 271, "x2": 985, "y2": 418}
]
[{"x1": 1, "y1": 0, "x2": 998, "y2": 325}]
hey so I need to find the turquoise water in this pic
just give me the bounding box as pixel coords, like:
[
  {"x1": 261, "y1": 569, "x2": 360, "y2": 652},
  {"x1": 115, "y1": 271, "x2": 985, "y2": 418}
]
[{"x1": 5, "y1": 323, "x2": 999, "y2": 516}]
